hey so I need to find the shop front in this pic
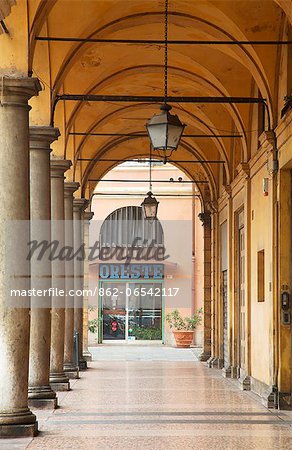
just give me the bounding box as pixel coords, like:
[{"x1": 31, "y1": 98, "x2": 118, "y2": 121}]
[{"x1": 98, "y1": 263, "x2": 164, "y2": 343}]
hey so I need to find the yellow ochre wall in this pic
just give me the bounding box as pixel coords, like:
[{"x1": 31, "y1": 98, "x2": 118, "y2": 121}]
[{"x1": 250, "y1": 162, "x2": 273, "y2": 387}]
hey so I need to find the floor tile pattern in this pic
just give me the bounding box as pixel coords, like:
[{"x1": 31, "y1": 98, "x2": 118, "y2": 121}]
[{"x1": 1, "y1": 346, "x2": 292, "y2": 450}]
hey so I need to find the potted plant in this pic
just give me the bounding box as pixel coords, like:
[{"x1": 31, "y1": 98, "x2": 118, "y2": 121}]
[{"x1": 166, "y1": 308, "x2": 202, "y2": 348}]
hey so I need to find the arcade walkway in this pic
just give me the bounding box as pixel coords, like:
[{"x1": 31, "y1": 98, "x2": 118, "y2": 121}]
[{"x1": 5, "y1": 347, "x2": 292, "y2": 450}]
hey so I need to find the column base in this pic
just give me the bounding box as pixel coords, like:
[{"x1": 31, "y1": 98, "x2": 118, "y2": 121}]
[
  {"x1": 222, "y1": 366, "x2": 232, "y2": 378},
  {"x1": 28, "y1": 385, "x2": 56, "y2": 399},
  {"x1": 278, "y1": 392, "x2": 290, "y2": 409},
  {"x1": 50, "y1": 372, "x2": 69, "y2": 383},
  {"x1": 261, "y1": 384, "x2": 278, "y2": 409},
  {"x1": 199, "y1": 351, "x2": 211, "y2": 362},
  {"x1": 262, "y1": 389, "x2": 277, "y2": 409},
  {"x1": 28, "y1": 397, "x2": 58, "y2": 410},
  {"x1": 28, "y1": 385, "x2": 57, "y2": 408},
  {"x1": 238, "y1": 375, "x2": 251, "y2": 391},
  {"x1": 64, "y1": 363, "x2": 80, "y2": 379},
  {"x1": 0, "y1": 422, "x2": 38, "y2": 438},
  {"x1": 50, "y1": 372, "x2": 70, "y2": 391},
  {"x1": 65, "y1": 369, "x2": 80, "y2": 380},
  {"x1": 83, "y1": 351, "x2": 92, "y2": 362},
  {"x1": 79, "y1": 359, "x2": 87, "y2": 370},
  {"x1": 230, "y1": 365, "x2": 240, "y2": 378},
  {"x1": 250, "y1": 377, "x2": 278, "y2": 408},
  {"x1": 50, "y1": 381, "x2": 70, "y2": 391},
  {"x1": 210, "y1": 357, "x2": 224, "y2": 369},
  {"x1": 0, "y1": 409, "x2": 38, "y2": 437}
]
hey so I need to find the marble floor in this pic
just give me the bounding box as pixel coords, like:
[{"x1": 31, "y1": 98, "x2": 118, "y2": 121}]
[
  {"x1": 2, "y1": 345, "x2": 292, "y2": 450},
  {"x1": 89, "y1": 343, "x2": 202, "y2": 361}
]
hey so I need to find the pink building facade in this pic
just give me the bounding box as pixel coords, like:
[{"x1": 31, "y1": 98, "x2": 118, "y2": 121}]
[{"x1": 88, "y1": 162, "x2": 204, "y2": 346}]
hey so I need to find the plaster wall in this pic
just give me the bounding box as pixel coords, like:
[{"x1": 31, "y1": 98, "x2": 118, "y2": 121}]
[{"x1": 250, "y1": 164, "x2": 273, "y2": 386}]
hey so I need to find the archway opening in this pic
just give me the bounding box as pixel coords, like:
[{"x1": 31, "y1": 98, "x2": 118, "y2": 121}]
[{"x1": 87, "y1": 160, "x2": 205, "y2": 348}]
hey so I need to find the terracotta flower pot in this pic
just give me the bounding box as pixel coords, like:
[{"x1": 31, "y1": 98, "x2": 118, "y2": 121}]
[{"x1": 173, "y1": 330, "x2": 194, "y2": 348}]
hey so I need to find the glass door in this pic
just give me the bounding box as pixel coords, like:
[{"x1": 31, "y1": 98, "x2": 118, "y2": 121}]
[
  {"x1": 127, "y1": 283, "x2": 162, "y2": 341},
  {"x1": 101, "y1": 282, "x2": 126, "y2": 341},
  {"x1": 100, "y1": 281, "x2": 163, "y2": 342}
]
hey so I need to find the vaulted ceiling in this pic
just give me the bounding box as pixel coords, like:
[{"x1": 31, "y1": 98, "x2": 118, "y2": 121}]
[{"x1": 26, "y1": 0, "x2": 291, "y2": 200}]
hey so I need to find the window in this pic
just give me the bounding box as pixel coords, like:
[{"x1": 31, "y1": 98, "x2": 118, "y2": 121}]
[
  {"x1": 99, "y1": 206, "x2": 164, "y2": 248},
  {"x1": 257, "y1": 249, "x2": 265, "y2": 302}
]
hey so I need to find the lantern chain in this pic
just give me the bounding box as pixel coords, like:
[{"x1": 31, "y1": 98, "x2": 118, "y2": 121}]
[
  {"x1": 164, "y1": 0, "x2": 168, "y2": 105},
  {"x1": 149, "y1": 144, "x2": 152, "y2": 191}
]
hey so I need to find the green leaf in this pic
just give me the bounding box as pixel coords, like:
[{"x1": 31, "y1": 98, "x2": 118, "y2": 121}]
[{"x1": 165, "y1": 308, "x2": 203, "y2": 331}]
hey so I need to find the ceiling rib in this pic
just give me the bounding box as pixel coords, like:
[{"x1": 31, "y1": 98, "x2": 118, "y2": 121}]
[
  {"x1": 52, "y1": 95, "x2": 269, "y2": 129},
  {"x1": 92, "y1": 193, "x2": 201, "y2": 197},
  {"x1": 78, "y1": 158, "x2": 225, "y2": 164},
  {"x1": 70, "y1": 132, "x2": 243, "y2": 138},
  {"x1": 57, "y1": 94, "x2": 265, "y2": 103},
  {"x1": 35, "y1": 36, "x2": 292, "y2": 45},
  {"x1": 88, "y1": 179, "x2": 208, "y2": 184}
]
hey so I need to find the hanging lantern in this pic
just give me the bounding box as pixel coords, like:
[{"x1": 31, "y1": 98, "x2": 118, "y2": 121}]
[
  {"x1": 146, "y1": 104, "x2": 185, "y2": 151},
  {"x1": 146, "y1": 0, "x2": 185, "y2": 157},
  {"x1": 141, "y1": 191, "x2": 159, "y2": 220}
]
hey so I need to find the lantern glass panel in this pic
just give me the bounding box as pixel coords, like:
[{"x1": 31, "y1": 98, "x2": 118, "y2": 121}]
[
  {"x1": 143, "y1": 203, "x2": 158, "y2": 219},
  {"x1": 146, "y1": 122, "x2": 167, "y2": 150},
  {"x1": 166, "y1": 123, "x2": 185, "y2": 150}
]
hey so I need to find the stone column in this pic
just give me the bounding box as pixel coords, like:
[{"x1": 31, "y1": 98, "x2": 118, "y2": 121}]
[
  {"x1": 0, "y1": 77, "x2": 41, "y2": 437},
  {"x1": 28, "y1": 126, "x2": 60, "y2": 410},
  {"x1": 49, "y1": 159, "x2": 71, "y2": 391},
  {"x1": 64, "y1": 182, "x2": 80, "y2": 379},
  {"x1": 73, "y1": 198, "x2": 88, "y2": 369},
  {"x1": 222, "y1": 194, "x2": 233, "y2": 378},
  {"x1": 209, "y1": 210, "x2": 223, "y2": 369},
  {"x1": 198, "y1": 212, "x2": 212, "y2": 362},
  {"x1": 83, "y1": 211, "x2": 94, "y2": 361}
]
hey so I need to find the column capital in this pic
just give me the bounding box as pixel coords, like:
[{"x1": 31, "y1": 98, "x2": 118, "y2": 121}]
[
  {"x1": 198, "y1": 211, "x2": 211, "y2": 226},
  {"x1": 29, "y1": 126, "x2": 60, "y2": 152},
  {"x1": 0, "y1": 77, "x2": 42, "y2": 107},
  {"x1": 50, "y1": 159, "x2": 72, "y2": 179},
  {"x1": 64, "y1": 181, "x2": 80, "y2": 198},
  {"x1": 224, "y1": 184, "x2": 232, "y2": 198},
  {"x1": 73, "y1": 198, "x2": 89, "y2": 213},
  {"x1": 83, "y1": 211, "x2": 94, "y2": 221}
]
